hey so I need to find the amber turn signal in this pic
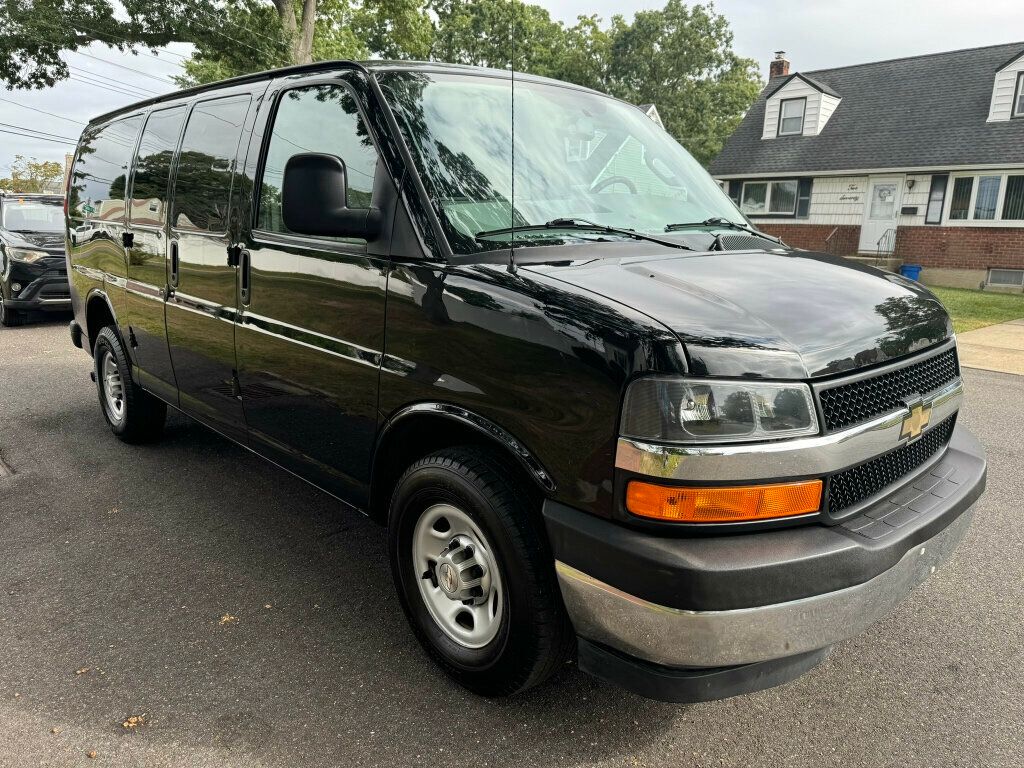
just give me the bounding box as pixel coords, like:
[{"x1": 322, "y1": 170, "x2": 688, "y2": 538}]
[{"x1": 625, "y1": 479, "x2": 823, "y2": 523}]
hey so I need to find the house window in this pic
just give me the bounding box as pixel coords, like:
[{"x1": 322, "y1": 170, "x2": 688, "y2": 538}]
[
  {"x1": 1003, "y1": 175, "x2": 1024, "y2": 220},
  {"x1": 988, "y1": 268, "x2": 1024, "y2": 287},
  {"x1": 944, "y1": 172, "x2": 1024, "y2": 224},
  {"x1": 925, "y1": 175, "x2": 948, "y2": 224},
  {"x1": 948, "y1": 177, "x2": 974, "y2": 220},
  {"x1": 740, "y1": 180, "x2": 799, "y2": 215},
  {"x1": 778, "y1": 98, "x2": 806, "y2": 136},
  {"x1": 1015, "y1": 73, "x2": 1024, "y2": 117}
]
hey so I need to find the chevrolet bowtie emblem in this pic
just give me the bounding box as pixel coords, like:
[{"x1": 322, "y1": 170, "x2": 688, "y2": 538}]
[{"x1": 900, "y1": 395, "x2": 932, "y2": 441}]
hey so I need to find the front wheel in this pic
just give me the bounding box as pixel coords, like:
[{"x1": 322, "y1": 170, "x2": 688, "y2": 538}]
[
  {"x1": 93, "y1": 326, "x2": 167, "y2": 443},
  {"x1": 388, "y1": 446, "x2": 575, "y2": 697}
]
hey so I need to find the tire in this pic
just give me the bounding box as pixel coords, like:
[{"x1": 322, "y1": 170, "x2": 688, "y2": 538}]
[
  {"x1": 388, "y1": 446, "x2": 574, "y2": 697},
  {"x1": 93, "y1": 325, "x2": 167, "y2": 443},
  {"x1": 0, "y1": 288, "x2": 23, "y2": 327}
]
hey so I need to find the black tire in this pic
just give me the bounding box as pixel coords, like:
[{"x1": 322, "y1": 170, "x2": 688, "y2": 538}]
[
  {"x1": 388, "y1": 446, "x2": 575, "y2": 697},
  {"x1": 93, "y1": 325, "x2": 167, "y2": 443},
  {"x1": 0, "y1": 288, "x2": 24, "y2": 327}
]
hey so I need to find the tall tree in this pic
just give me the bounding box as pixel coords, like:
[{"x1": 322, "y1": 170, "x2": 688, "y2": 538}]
[
  {"x1": 601, "y1": 1, "x2": 760, "y2": 165},
  {"x1": 0, "y1": 155, "x2": 64, "y2": 193}
]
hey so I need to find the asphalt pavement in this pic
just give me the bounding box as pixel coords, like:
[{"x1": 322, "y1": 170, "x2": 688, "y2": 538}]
[{"x1": 1, "y1": 317, "x2": 1022, "y2": 767}]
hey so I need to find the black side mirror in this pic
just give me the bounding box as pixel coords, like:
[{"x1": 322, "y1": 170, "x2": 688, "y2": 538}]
[{"x1": 282, "y1": 153, "x2": 382, "y2": 239}]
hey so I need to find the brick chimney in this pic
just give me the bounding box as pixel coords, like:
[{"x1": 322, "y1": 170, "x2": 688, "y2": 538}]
[{"x1": 770, "y1": 51, "x2": 790, "y2": 78}]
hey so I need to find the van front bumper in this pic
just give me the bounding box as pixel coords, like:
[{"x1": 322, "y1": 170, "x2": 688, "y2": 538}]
[{"x1": 544, "y1": 424, "x2": 986, "y2": 700}]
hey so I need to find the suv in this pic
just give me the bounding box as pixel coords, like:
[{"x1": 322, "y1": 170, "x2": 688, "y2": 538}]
[
  {"x1": 66, "y1": 62, "x2": 986, "y2": 702},
  {"x1": 0, "y1": 192, "x2": 69, "y2": 326}
]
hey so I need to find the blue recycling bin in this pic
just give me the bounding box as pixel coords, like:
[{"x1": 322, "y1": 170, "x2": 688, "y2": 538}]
[{"x1": 899, "y1": 263, "x2": 923, "y2": 281}]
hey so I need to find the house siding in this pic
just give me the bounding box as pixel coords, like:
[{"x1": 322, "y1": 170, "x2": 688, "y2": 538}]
[
  {"x1": 762, "y1": 80, "x2": 835, "y2": 139},
  {"x1": 988, "y1": 54, "x2": 1024, "y2": 122}
]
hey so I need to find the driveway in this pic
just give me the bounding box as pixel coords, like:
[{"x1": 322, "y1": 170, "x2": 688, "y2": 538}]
[
  {"x1": 1, "y1": 319, "x2": 1022, "y2": 767},
  {"x1": 957, "y1": 319, "x2": 1024, "y2": 376}
]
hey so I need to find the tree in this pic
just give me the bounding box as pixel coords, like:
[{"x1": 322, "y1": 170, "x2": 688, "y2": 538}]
[
  {"x1": 600, "y1": 1, "x2": 761, "y2": 165},
  {"x1": 1, "y1": 0, "x2": 432, "y2": 89},
  {"x1": 0, "y1": 155, "x2": 64, "y2": 193}
]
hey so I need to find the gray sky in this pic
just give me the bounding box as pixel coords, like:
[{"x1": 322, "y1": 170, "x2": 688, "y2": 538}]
[{"x1": 3, "y1": 0, "x2": 1023, "y2": 173}]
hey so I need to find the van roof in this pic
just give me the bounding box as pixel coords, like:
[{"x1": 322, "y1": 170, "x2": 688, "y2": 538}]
[{"x1": 86, "y1": 60, "x2": 601, "y2": 128}]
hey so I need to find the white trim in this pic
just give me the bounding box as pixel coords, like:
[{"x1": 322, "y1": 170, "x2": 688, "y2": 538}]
[
  {"x1": 778, "y1": 97, "x2": 807, "y2": 136},
  {"x1": 714, "y1": 163, "x2": 1024, "y2": 180},
  {"x1": 1014, "y1": 72, "x2": 1024, "y2": 117}
]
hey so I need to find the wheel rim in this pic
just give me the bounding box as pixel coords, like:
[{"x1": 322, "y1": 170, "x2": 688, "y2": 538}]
[
  {"x1": 100, "y1": 350, "x2": 125, "y2": 422},
  {"x1": 412, "y1": 503, "x2": 504, "y2": 649}
]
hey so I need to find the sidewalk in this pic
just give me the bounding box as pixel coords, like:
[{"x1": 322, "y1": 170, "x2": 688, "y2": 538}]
[{"x1": 957, "y1": 319, "x2": 1024, "y2": 376}]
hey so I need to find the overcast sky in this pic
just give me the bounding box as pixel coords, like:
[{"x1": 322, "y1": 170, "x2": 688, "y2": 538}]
[{"x1": 3, "y1": 0, "x2": 1023, "y2": 173}]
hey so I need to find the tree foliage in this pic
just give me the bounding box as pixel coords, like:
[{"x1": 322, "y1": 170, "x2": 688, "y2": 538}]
[
  {"x1": 0, "y1": 155, "x2": 64, "y2": 193},
  {"x1": 1, "y1": 0, "x2": 760, "y2": 165}
]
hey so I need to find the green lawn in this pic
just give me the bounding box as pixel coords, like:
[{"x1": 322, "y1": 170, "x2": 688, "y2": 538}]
[{"x1": 930, "y1": 286, "x2": 1024, "y2": 334}]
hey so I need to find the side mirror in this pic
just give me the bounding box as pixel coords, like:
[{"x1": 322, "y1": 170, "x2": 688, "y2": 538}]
[{"x1": 282, "y1": 153, "x2": 382, "y2": 239}]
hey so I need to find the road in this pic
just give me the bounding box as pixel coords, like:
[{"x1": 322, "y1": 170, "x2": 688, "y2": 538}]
[{"x1": 1, "y1": 318, "x2": 1022, "y2": 767}]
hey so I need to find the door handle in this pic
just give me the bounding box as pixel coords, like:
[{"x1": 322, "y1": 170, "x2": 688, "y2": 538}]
[
  {"x1": 169, "y1": 240, "x2": 180, "y2": 288},
  {"x1": 239, "y1": 249, "x2": 251, "y2": 306},
  {"x1": 122, "y1": 231, "x2": 134, "y2": 248}
]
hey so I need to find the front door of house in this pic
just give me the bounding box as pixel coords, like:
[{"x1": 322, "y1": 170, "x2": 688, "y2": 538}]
[{"x1": 859, "y1": 176, "x2": 904, "y2": 253}]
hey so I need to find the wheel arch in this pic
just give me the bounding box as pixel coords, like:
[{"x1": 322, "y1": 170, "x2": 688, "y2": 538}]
[
  {"x1": 369, "y1": 403, "x2": 556, "y2": 524},
  {"x1": 84, "y1": 289, "x2": 118, "y2": 353}
]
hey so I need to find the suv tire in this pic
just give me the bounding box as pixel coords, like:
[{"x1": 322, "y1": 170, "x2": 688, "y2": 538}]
[
  {"x1": 388, "y1": 446, "x2": 574, "y2": 697},
  {"x1": 93, "y1": 325, "x2": 167, "y2": 443},
  {"x1": 0, "y1": 288, "x2": 23, "y2": 327}
]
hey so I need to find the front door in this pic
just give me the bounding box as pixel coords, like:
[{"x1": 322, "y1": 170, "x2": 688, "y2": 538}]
[
  {"x1": 859, "y1": 176, "x2": 904, "y2": 253},
  {"x1": 165, "y1": 93, "x2": 254, "y2": 443},
  {"x1": 235, "y1": 78, "x2": 389, "y2": 506}
]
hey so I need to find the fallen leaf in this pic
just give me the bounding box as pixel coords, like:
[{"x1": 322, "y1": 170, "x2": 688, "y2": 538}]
[
  {"x1": 75, "y1": 667, "x2": 90, "y2": 675},
  {"x1": 264, "y1": 604, "x2": 272, "y2": 609},
  {"x1": 219, "y1": 614, "x2": 237, "y2": 626},
  {"x1": 122, "y1": 713, "x2": 146, "y2": 729},
  {"x1": 86, "y1": 750, "x2": 97, "y2": 759},
  {"x1": 50, "y1": 727, "x2": 60, "y2": 735}
]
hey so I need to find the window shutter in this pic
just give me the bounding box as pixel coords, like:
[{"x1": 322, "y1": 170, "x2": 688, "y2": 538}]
[
  {"x1": 925, "y1": 174, "x2": 949, "y2": 224},
  {"x1": 796, "y1": 178, "x2": 813, "y2": 218}
]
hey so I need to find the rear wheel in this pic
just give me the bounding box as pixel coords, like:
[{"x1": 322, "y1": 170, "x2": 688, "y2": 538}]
[
  {"x1": 93, "y1": 325, "x2": 167, "y2": 442},
  {"x1": 389, "y1": 446, "x2": 574, "y2": 696}
]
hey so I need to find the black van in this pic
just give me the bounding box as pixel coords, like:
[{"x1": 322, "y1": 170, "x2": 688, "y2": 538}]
[
  {"x1": 65, "y1": 61, "x2": 986, "y2": 702},
  {"x1": 1, "y1": 192, "x2": 69, "y2": 326}
]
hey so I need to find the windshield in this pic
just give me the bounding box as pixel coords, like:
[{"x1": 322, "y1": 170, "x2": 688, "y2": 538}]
[
  {"x1": 379, "y1": 71, "x2": 745, "y2": 254},
  {"x1": 2, "y1": 199, "x2": 64, "y2": 233}
]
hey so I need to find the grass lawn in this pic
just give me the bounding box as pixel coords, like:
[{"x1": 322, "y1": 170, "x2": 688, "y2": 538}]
[{"x1": 930, "y1": 286, "x2": 1024, "y2": 334}]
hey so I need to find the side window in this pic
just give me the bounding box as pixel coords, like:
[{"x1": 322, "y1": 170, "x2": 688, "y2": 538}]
[
  {"x1": 130, "y1": 106, "x2": 187, "y2": 227},
  {"x1": 69, "y1": 115, "x2": 144, "y2": 224},
  {"x1": 172, "y1": 95, "x2": 251, "y2": 233},
  {"x1": 257, "y1": 84, "x2": 378, "y2": 238}
]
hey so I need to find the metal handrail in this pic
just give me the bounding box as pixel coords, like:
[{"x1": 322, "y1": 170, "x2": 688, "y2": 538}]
[
  {"x1": 824, "y1": 226, "x2": 840, "y2": 255},
  {"x1": 876, "y1": 227, "x2": 897, "y2": 266}
]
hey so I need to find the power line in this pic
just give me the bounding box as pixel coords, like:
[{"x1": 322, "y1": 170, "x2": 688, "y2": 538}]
[
  {"x1": 0, "y1": 127, "x2": 75, "y2": 146},
  {"x1": 0, "y1": 97, "x2": 87, "y2": 126},
  {"x1": 70, "y1": 71, "x2": 159, "y2": 98},
  {"x1": 0, "y1": 122, "x2": 78, "y2": 143},
  {"x1": 71, "y1": 50, "x2": 178, "y2": 85}
]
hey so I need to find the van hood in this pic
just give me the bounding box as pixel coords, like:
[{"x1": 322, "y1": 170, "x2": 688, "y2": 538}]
[{"x1": 525, "y1": 249, "x2": 952, "y2": 379}]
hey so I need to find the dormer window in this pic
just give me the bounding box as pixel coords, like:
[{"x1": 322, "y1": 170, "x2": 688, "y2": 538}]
[
  {"x1": 1014, "y1": 72, "x2": 1024, "y2": 117},
  {"x1": 778, "y1": 98, "x2": 806, "y2": 136}
]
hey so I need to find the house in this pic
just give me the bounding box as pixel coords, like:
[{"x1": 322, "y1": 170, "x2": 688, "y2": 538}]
[{"x1": 709, "y1": 44, "x2": 1024, "y2": 291}]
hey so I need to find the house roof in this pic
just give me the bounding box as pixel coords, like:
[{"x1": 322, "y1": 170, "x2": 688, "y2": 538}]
[
  {"x1": 710, "y1": 41, "x2": 1024, "y2": 177},
  {"x1": 765, "y1": 72, "x2": 841, "y2": 99}
]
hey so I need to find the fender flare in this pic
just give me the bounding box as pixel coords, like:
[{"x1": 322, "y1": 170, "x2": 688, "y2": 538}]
[{"x1": 375, "y1": 402, "x2": 556, "y2": 493}]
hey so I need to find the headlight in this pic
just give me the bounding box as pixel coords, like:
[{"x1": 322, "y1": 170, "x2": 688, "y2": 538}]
[
  {"x1": 8, "y1": 248, "x2": 48, "y2": 263},
  {"x1": 621, "y1": 377, "x2": 819, "y2": 443}
]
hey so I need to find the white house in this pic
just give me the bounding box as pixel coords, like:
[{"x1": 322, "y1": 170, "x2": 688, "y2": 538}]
[{"x1": 710, "y1": 44, "x2": 1024, "y2": 291}]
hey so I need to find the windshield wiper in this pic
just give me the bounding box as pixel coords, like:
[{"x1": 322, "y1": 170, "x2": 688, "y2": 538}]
[
  {"x1": 476, "y1": 218, "x2": 694, "y2": 251},
  {"x1": 664, "y1": 217, "x2": 784, "y2": 245}
]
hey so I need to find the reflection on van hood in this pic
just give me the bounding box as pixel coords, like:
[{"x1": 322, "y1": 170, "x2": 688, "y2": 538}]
[{"x1": 526, "y1": 249, "x2": 953, "y2": 379}]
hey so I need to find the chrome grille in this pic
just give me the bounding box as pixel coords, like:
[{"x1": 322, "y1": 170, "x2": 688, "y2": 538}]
[
  {"x1": 817, "y1": 347, "x2": 959, "y2": 432},
  {"x1": 827, "y1": 415, "x2": 956, "y2": 515}
]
